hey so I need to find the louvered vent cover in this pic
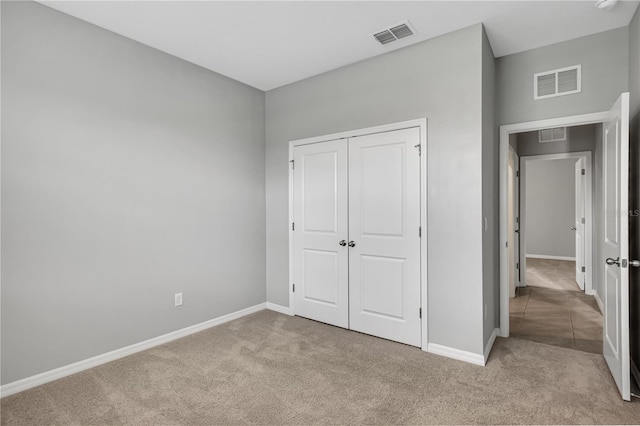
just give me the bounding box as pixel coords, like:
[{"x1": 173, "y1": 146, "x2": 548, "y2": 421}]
[
  {"x1": 539, "y1": 127, "x2": 567, "y2": 143},
  {"x1": 373, "y1": 21, "x2": 416, "y2": 45},
  {"x1": 534, "y1": 65, "x2": 581, "y2": 99}
]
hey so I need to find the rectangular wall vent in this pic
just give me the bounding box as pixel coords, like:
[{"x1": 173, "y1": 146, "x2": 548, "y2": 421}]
[
  {"x1": 373, "y1": 21, "x2": 416, "y2": 46},
  {"x1": 534, "y1": 65, "x2": 581, "y2": 100},
  {"x1": 538, "y1": 127, "x2": 567, "y2": 143}
]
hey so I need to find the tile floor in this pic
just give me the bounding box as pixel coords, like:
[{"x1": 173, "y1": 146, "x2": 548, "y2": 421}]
[{"x1": 510, "y1": 259, "x2": 603, "y2": 354}]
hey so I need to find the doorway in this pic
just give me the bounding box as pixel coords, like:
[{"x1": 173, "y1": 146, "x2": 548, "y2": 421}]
[
  {"x1": 509, "y1": 144, "x2": 601, "y2": 354},
  {"x1": 499, "y1": 93, "x2": 632, "y2": 400}
]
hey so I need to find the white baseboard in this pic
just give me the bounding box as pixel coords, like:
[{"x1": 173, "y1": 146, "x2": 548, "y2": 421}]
[
  {"x1": 426, "y1": 343, "x2": 485, "y2": 366},
  {"x1": 594, "y1": 291, "x2": 604, "y2": 315},
  {"x1": 484, "y1": 328, "x2": 499, "y2": 364},
  {"x1": 526, "y1": 254, "x2": 576, "y2": 261},
  {"x1": 266, "y1": 302, "x2": 292, "y2": 316},
  {"x1": 0, "y1": 302, "x2": 267, "y2": 398}
]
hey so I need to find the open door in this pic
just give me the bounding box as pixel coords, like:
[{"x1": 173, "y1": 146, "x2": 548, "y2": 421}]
[
  {"x1": 602, "y1": 92, "x2": 630, "y2": 401},
  {"x1": 575, "y1": 158, "x2": 585, "y2": 291}
]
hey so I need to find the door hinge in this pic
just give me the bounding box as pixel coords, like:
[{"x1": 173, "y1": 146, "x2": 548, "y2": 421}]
[
  {"x1": 292, "y1": 284, "x2": 295, "y2": 293},
  {"x1": 581, "y1": 168, "x2": 586, "y2": 176},
  {"x1": 581, "y1": 217, "x2": 585, "y2": 224},
  {"x1": 290, "y1": 159, "x2": 295, "y2": 169},
  {"x1": 419, "y1": 226, "x2": 422, "y2": 238},
  {"x1": 292, "y1": 222, "x2": 295, "y2": 231},
  {"x1": 581, "y1": 266, "x2": 586, "y2": 272},
  {"x1": 516, "y1": 171, "x2": 520, "y2": 178},
  {"x1": 414, "y1": 144, "x2": 421, "y2": 156},
  {"x1": 419, "y1": 308, "x2": 422, "y2": 318},
  {"x1": 516, "y1": 262, "x2": 520, "y2": 270},
  {"x1": 516, "y1": 216, "x2": 520, "y2": 225}
]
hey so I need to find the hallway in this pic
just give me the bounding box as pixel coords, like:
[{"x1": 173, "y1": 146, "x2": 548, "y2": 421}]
[{"x1": 510, "y1": 259, "x2": 602, "y2": 354}]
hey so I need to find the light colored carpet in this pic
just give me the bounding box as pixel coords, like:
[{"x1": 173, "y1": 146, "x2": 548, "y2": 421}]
[
  {"x1": 525, "y1": 258, "x2": 581, "y2": 291},
  {"x1": 2, "y1": 310, "x2": 640, "y2": 425}
]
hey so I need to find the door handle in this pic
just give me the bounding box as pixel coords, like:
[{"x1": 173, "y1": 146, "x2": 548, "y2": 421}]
[
  {"x1": 571, "y1": 226, "x2": 577, "y2": 231},
  {"x1": 348, "y1": 241, "x2": 356, "y2": 247},
  {"x1": 630, "y1": 260, "x2": 640, "y2": 267},
  {"x1": 339, "y1": 240, "x2": 347, "y2": 247},
  {"x1": 515, "y1": 229, "x2": 520, "y2": 234},
  {"x1": 606, "y1": 257, "x2": 620, "y2": 266}
]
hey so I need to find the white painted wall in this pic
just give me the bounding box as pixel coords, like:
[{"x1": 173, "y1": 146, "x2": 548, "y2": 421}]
[
  {"x1": 1, "y1": 2, "x2": 266, "y2": 384},
  {"x1": 524, "y1": 159, "x2": 577, "y2": 258}
]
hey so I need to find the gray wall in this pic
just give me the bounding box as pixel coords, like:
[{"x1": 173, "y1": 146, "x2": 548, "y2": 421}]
[
  {"x1": 628, "y1": 5, "x2": 640, "y2": 376},
  {"x1": 524, "y1": 159, "x2": 577, "y2": 258},
  {"x1": 497, "y1": 27, "x2": 629, "y2": 126},
  {"x1": 481, "y1": 27, "x2": 498, "y2": 348},
  {"x1": 266, "y1": 24, "x2": 487, "y2": 355},
  {"x1": 1, "y1": 1, "x2": 266, "y2": 384},
  {"x1": 515, "y1": 125, "x2": 596, "y2": 157}
]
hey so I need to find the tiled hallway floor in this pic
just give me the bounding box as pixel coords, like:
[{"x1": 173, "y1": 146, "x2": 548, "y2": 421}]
[{"x1": 510, "y1": 260, "x2": 603, "y2": 354}]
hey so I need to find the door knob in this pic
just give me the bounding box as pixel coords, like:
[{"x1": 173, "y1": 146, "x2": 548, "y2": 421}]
[
  {"x1": 571, "y1": 226, "x2": 577, "y2": 231},
  {"x1": 630, "y1": 260, "x2": 640, "y2": 267},
  {"x1": 339, "y1": 240, "x2": 347, "y2": 247},
  {"x1": 348, "y1": 241, "x2": 356, "y2": 247},
  {"x1": 606, "y1": 257, "x2": 620, "y2": 266}
]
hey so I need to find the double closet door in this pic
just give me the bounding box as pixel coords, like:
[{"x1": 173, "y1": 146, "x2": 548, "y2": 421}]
[{"x1": 292, "y1": 127, "x2": 421, "y2": 347}]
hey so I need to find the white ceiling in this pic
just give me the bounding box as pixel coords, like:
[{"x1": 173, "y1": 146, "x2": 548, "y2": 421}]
[{"x1": 39, "y1": 1, "x2": 639, "y2": 91}]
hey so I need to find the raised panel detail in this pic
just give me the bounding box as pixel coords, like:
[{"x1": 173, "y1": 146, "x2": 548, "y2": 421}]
[
  {"x1": 303, "y1": 152, "x2": 337, "y2": 233},
  {"x1": 605, "y1": 266, "x2": 619, "y2": 358},
  {"x1": 604, "y1": 123, "x2": 619, "y2": 245},
  {"x1": 360, "y1": 255, "x2": 405, "y2": 320},
  {"x1": 361, "y1": 143, "x2": 404, "y2": 236},
  {"x1": 303, "y1": 249, "x2": 338, "y2": 306}
]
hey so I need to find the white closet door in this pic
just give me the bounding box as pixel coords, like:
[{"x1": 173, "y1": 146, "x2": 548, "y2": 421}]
[
  {"x1": 347, "y1": 128, "x2": 421, "y2": 347},
  {"x1": 293, "y1": 140, "x2": 349, "y2": 328}
]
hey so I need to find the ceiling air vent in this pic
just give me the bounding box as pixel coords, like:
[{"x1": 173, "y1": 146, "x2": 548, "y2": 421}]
[
  {"x1": 539, "y1": 127, "x2": 567, "y2": 143},
  {"x1": 534, "y1": 65, "x2": 581, "y2": 100},
  {"x1": 373, "y1": 21, "x2": 416, "y2": 46}
]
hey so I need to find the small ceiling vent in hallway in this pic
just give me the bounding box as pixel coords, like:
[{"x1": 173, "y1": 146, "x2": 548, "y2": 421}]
[
  {"x1": 539, "y1": 127, "x2": 567, "y2": 143},
  {"x1": 534, "y1": 65, "x2": 581, "y2": 100},
  {"x1": 373, "y1": 21, "x2": 417, "y2": 45}
]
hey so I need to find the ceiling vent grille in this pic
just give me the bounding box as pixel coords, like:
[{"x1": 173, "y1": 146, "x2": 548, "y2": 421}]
[
  {"x1": 539, "y1": 127, "x2": 567, "y2": 143},
  {"x1": 373, "y1": 21, "x2": 416, "y2": 45},
  {"x1": 534, "y1": 65, "x2": 581, "y2": 100}
]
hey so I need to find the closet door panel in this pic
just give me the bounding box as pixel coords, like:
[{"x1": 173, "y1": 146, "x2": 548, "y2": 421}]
[
  {"x1": 293, "y1": 140, "x2": 349, "y2": 328},
  {"x1": 348, "y1": 128, "x2": 421, "y2": 347}
]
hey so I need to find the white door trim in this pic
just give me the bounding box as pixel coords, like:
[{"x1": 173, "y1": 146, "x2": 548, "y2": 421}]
[
  {"x1": 499, "y1": 112, "x2": 607, "y2": 337},
  {"x1": 288, "y1": 118, "x2": 428, "y2": 349},
  {"x1": 519, "y1": 151, "x2": 593, "y2": 295}
]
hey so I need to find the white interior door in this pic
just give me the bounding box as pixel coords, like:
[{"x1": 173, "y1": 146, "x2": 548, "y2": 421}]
[
  {"x1": 575, "y1": 158, "x2": 585, "y2": 291},
  {"x1": 347, "y1": 128, "x2": 421, "y2": 347},
  {"x1": 293, "y1": 140, "x2": 349, "y2": 328},
  {"x1": 602, "y1": 92, "x2": 630, "y2": 401}
]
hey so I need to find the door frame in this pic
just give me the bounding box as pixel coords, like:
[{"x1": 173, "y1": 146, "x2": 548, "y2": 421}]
[
  {"x1": 499, "y1": 112, "x2": 607, "y2": 337},
  {"x1": 288, "y1": 118, "x2": 428, "y2": 348},
  {"x1": 518, "y1": 151, "x2": 593, "y2": 294}
]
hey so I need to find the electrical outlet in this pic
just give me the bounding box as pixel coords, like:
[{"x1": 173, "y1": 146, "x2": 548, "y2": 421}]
[
  {"x1": 175, "y1": 293, "x2": 183, "y2": 307},
  {"x1": 484, "y1": 304, "x2": 488, "y2": 320}
]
